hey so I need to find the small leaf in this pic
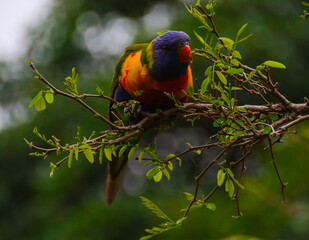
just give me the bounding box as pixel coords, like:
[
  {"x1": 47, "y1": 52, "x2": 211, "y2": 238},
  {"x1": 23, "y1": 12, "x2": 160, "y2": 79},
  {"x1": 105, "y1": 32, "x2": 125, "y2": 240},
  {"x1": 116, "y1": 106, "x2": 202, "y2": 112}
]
[
  {"x1": 34, "y1": 96, "x2": 46, "y2": 111},
  {"x1": 226, "y1": 67, "x2": 244, "y2": 75},
  {"x1": 216, "y1": 71, "x2": 227, "y2": 85},
  {"x1": 138, "y1": 151, "x2": 145, "y2": 162},
  {"x1": 232, "y1": 50, "x2": 242, "y2": 59},
  {"x1": 167, "y1": 161, "x2": 173, "y2": 171},
  {"x1": 165, "y1": 154, "x2": 175, "y2": 161},
  {"x1": 228, "y1": 179, "x2": 235, "y2": 197},
  {"x1": 176, "y1": 217, "x2": 187, "y2": 225},
  {"x1": 118, "y1": 145, "x2": 127, "y2": 157},
  {"x1": 45, "y1": 91, "x2": 54, "y2": 104},
  {"x1": 226, "y1": 168, "x2": 235, "y2": 178},
  {"x1": 128, "y1": 146, "x2": 136, "y2": 160},
  {"x1": 303, "y1": 1, "x2": 309, "y2": 6},
  {"x1": 236, "y1": 23, "x2": 248, "y2": 40},
  {"x1": 270, "y1": 114, "x2": 279, "y2": 121},
  {"x1": 218, "y1": 37, "x2": 234, "y2": 49},
  {"x1": 146, "y1": 167, "x2": 160, "y2": 180},
  {"x1": 153, "y1": 171, "x2": 163, "y2": 182},
  {"x1": 200, "y1": 77, "x2": 210, "y2": 94},
  {"x1": 99, "y1": 147, "x2": 103, "y2": 165},
  {"x1": 84, "y1": 148, "x2": 94, "y2": 163},
  {"x1": 230, "y1": 58, "x2": 239, "y2": 66},
  {"x1": 104, "y1": 147, "x2": 112, "y2": 161},
  {"x1": 217, "y1": 169, "x2": 226, "y2": 187},
  {"x1": 162, "y1": 169, "x2": 170, "y2": 181},
  {"x1": 68, "y1": 149, "x2": 74, "y2": 168},
  {"x1": 225, "y1": 178, "x2": 230, "y2": 192},
  {"x1": 188, "y1": 85, "x2": 194, "y2": 97},
  {"x1": 263, "y1": 126, "x2": 272, "y2": 135},
  {"x1": 29, "y1": 91, "x2": 43, "y2": 108},
  {"x1": 237, "y1": 33, "x2": 253, "y2": 43},
  {"x1": 205, "y1": 202, "x2": 216, "y2": 211},
  {"x1": 75, "y1": 147, "x2": 79, "y2": 161},
  {"x1": 263, "y1": 60, "x2": 286, "y2": 69},
  {"x1": 238, "y1": 107, "x2": 247, "y2": 113},
  {"x1": 183, "y1": 192, "x2": 194, "y2": 201}
]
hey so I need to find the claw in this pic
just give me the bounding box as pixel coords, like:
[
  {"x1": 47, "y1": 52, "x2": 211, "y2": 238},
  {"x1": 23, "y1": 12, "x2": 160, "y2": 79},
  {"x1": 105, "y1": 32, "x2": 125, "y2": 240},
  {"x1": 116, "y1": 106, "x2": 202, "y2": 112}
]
[{"x1": 124, "y1": 102, "x2": 143, "y2": 124}]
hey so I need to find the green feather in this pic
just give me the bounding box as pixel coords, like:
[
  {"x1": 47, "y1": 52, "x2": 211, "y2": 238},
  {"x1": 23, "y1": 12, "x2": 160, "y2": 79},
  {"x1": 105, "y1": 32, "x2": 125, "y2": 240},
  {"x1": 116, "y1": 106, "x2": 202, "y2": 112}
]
[
  {"x1": 110, "y1": 43, "x2": 149, "y2": 98},
  {"x1": 109, "y1": 43, "x2": 149, "y2": 119}
]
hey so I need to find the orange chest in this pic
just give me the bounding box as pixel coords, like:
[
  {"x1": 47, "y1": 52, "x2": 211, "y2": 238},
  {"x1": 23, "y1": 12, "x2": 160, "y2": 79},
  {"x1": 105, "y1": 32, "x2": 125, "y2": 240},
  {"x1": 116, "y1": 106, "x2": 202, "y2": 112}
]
[{"x1": 119, "y1": 51, "x2": 193, "y2": 106}]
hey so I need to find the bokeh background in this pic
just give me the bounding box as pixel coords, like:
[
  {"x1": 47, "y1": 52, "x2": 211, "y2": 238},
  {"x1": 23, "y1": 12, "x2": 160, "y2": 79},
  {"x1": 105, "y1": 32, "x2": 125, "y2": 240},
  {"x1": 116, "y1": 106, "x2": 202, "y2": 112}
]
[{"x1": 0, "y1": 0, "x2": 309, "y2": 239}]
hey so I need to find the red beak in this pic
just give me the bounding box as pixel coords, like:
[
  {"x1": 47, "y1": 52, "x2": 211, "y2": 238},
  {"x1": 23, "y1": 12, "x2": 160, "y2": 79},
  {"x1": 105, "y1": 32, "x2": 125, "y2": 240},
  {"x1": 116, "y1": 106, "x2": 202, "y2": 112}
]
[{"x1": 178, "y1": 45, "x2": 192, "y2": 63}]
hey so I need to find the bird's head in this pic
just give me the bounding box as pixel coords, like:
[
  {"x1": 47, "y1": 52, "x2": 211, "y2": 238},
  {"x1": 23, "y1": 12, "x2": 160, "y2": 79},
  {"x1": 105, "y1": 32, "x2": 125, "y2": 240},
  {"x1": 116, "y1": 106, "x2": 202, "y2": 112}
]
[{"x1": 150, "y1": 31, "x2": 192, "y2": 80}]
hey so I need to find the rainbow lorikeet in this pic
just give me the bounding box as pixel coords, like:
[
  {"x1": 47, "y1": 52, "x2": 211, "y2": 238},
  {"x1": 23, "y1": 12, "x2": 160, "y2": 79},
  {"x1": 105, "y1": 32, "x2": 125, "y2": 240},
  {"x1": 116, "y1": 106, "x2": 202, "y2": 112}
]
[{"x1": 105, "y1": 31, "x2": 193, "y2": 205}]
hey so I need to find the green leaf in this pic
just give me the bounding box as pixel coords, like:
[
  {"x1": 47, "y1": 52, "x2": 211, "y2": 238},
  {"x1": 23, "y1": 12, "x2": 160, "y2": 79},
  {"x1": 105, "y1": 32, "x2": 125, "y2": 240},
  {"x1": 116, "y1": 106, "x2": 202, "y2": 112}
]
[
  {"x1": 128, "y1": 146, "x2": 136, "y2": 160},
  {"x1": 226, "y1": 67, "x2": 244, "y2": 75},
  {"x1": 153, "y1": 171, "x2": 163, "y2": 182},
  {"x1": 200, "y1": 77, "x2": 210, "y2": 94},
  {"x1": 99, "y1": 147, "x2": 103, "y2": 165},
  {"x1": 236, "y1": 23, "x2": 248, "y2": 40},
  {"x1": 34, "y1": 96, "x2": 46, "y2": 111},
  {"x1": 216, "y1": 71, "x2": 227, "y2": 85},
  {"x1": 118, "y1": 145, "x2": 127, "y2": 157},
  {"x1": 165, "y1": 154, "x2": 175, "y2": 161},
  {"x1": 68, "y1": 149, "x2": 74, "y2": 168},
  {"x1": 237, "y1": 33, "x2": 253, "y2": 43},
  {"x1": 183, "y1": 192, "x2": 194, "y2": 201},
  {"x1": 303, "y1": 1, "x2": 309, "y2": 7},
  {"x1": 205, "y1": 202, "x2": 216, "y2": 211},
  {"x1": 146, "y1": 167, "x2": 160, "y2": 180},
  {"x1": 263, "y1": 60, "x2": 286, "y2": 69},
  {"x1": 45, "y1": 91, "x2": 54, "y2": 104},
  {"x1": 229, "y1": 179, "x2": 235, "y2": 197},
  {"x1": 263, "y1": 126, "x2": 271, "y2": 135},
  {"x1": 230, "y1": 58, "x2": 239, "y2": 66},
  {"x1": 49, "y1": 162, "x2": 57, "y2": 177},
  {"x1": 167, "y1": 161, "x2": 173, "y2": 171},
  {"x1": 140, "y1": 235, "x2": 154, "y2": 240},
  {"x1": 226, "y1": 168, "x2": 235, "y2": 178},
  {"x1": 162, "y1": 169, "x2": 170, "y2": 181},
  {"x1": 104, "y1": 147, "x2": 112, "y2": 161},
  {"x1": 138, "y1": 151, "x2": 145, "y2": 163},
  {"x1": 29, "y1": 91, "x2": 43, "y2": 108},
  {"x1": 225, "y1": 179, "x2": 235, "y2": 197},
  {"x1": 217, "y1": 169, "x2": 226, "y2": 187},
  {"x1": 238, "y1": 107, "x2": 247, "y2": 113},
  {"x1": 218, "y1": 37, "x2": 234, "y2": 49},
  {"x1": 270, "y1": 114, "x2": 279, "y2": 121},
  {"x1": 96, "y1": 85, "x2": 104, "y2": 95},
  {"x1": 139, "y1": 196, "x2": 173, "y2": 222},
  {"x1": 193, "y1": 30, "x2": 208, "y2": 47},
  {"x1": 84, "y1": 147, "x2": 94, "y2": 163},
  {"x1": 188, "y1": 85, "x2": 194, "y2": 97},
  {"x1": 74, "y1": 148, "x2": 79, "y2": 161},
  {"x1": 232, "y1": 50, "x2": 242, "y2": 59},
  {"x1": 176, "y1": 217, "x2": 187, "y2": 225}
]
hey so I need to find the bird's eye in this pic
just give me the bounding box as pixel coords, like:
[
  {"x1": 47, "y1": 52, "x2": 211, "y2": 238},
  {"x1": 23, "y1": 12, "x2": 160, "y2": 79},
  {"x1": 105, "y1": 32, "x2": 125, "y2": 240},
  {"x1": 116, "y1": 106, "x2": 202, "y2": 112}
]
[{"x1": 178, "y1": 41, "x2": 189, "y2": 48}]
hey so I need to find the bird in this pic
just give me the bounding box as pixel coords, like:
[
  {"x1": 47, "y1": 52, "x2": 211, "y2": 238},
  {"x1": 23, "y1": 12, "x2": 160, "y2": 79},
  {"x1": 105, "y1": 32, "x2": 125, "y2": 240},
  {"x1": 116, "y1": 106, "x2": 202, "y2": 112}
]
[{"x1": 105, "y1": 30, "x2": 193, "y2": 205}]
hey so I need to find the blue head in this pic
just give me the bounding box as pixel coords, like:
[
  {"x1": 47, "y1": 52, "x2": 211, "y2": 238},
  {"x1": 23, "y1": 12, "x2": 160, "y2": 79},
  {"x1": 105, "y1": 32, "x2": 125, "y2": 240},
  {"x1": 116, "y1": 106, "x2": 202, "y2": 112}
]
[{"x1": 151, "y1": 31, "x2": 192, "y2": 81}]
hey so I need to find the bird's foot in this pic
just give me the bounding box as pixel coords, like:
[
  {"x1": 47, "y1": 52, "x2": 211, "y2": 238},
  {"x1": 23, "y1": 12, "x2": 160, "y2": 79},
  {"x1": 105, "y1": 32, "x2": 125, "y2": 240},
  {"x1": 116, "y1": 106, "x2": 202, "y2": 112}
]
[{"x1": 124, "y1": 102, "x2": 143, "y2": 124}]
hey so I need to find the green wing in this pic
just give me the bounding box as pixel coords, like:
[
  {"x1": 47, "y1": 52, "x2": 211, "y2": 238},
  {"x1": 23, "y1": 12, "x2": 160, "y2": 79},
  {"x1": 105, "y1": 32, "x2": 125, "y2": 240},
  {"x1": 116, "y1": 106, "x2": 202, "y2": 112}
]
[{"x1": 110, "y1": 43, "x2": 149, "y2": 99}]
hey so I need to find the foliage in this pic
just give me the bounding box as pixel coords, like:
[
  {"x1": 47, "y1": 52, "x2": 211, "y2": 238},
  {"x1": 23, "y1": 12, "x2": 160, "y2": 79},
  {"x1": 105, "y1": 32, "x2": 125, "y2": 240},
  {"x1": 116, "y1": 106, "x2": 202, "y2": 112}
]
[{"x1": 23, "y1": 0, "x2": 309, "y2": 238}]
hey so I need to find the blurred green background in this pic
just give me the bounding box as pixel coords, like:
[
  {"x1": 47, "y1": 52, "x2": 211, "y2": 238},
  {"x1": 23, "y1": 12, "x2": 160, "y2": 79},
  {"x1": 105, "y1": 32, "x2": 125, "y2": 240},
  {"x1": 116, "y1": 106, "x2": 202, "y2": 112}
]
[{"x1": 0, "y1": 0, "x2": 309, "y2": 239}]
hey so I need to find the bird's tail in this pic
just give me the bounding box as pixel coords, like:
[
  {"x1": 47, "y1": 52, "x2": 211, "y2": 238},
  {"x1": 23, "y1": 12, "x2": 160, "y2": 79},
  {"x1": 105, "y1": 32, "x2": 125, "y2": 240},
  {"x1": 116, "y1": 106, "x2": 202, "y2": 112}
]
[{"x1": 104, "y1": 148, "x2": 131, "y2": 206}]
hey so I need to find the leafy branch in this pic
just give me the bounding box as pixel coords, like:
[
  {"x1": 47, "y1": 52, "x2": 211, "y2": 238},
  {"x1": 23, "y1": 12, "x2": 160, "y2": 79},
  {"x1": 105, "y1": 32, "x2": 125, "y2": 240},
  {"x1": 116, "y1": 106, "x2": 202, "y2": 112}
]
[{"x1": 25, "y1": 0, "x2": 309, "y2": 239}]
